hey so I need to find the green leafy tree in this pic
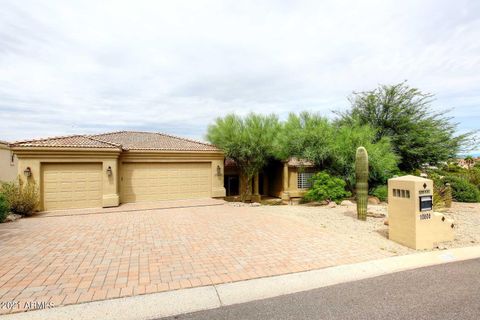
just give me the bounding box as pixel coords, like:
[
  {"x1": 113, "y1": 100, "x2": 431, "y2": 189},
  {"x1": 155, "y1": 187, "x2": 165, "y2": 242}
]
[
  {"x1": 206, "y1": 113, "x2": 280, "y2": 200},
  {"x1": 275, "y1": 112, "x2": 398, "y2": 191},
  {"x1": 329, "y1": 123, "x2": 399, "y2": 191},
  {"x1": 337, "y1": 82, "x2": 475, "y2": 171},
  {"x1": 274, "y1": 112, "x2": 334, "y2": 166}
]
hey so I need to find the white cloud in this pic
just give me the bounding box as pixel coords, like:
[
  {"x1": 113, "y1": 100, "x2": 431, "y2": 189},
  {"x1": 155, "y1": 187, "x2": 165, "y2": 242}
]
[{"x1": 0, "y1": 0, "x2": 479, "y2": 148}]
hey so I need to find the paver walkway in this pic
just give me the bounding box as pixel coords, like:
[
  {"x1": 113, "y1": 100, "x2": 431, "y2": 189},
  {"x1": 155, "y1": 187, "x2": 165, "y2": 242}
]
[{"x1": 0, "y1": 202, "x2": 394, "y2": 314}]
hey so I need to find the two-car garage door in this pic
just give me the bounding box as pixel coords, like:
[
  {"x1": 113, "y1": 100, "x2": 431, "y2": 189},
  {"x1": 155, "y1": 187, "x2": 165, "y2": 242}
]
[
  {"x1": 121, "y1": 162, "x2": 211, "y2": 203},
  {"x1": 42, "y1": 162, "x2": 212, "y2": 210}
]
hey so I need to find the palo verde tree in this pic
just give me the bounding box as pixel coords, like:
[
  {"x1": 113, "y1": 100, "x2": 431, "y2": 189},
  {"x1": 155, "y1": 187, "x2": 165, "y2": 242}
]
[
  {"x1": 274, "y1": 112, "x2": 334, "y2": 167},
  {"x1": 276, "y1": 112, "x2": 398, "y2": 191},
  {"x1": 337, "y1": 82, "x2": 475, "y2": 171},
  {"x1": 206, "y1": 113, "x2": 280, "y2": 200}
]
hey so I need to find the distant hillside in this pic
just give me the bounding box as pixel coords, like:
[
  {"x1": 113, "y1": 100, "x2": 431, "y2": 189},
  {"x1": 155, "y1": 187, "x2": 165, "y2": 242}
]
[{"x1": 458, "y1": 153, "x2": 480, "y2": 158}]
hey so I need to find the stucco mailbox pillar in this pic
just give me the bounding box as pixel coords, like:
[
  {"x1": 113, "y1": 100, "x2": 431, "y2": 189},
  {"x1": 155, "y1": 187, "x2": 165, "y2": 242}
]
[{"x1": 388, "y1": 175, "x2": 454, "y2": 250}]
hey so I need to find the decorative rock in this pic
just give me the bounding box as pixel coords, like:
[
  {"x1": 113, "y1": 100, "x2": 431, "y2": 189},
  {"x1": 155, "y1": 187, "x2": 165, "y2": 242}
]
[
  {"x1": 368, "y1": 196, "x2": 381, "y2": 205},
  {"x1": 303, "y1": 201, "x2": 324, "y2": 207},
  {"x1": 4, "y1": 213, "x2": 22, "y2": 222},
  {"x1": 367, "y1": 212, "x2": 386, "y2": 218},
  {"x1": 327, "y1": 201, "x2": 337, "y2": 208},
  {"x1": 340, "y1": 200, "x2": 354, "y2": 206}
]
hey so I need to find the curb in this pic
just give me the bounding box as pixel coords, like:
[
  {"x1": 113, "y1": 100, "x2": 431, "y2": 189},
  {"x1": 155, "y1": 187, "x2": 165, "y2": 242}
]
[{"x1": 3, "y1": 245, "x2": 480, "y2": 320}]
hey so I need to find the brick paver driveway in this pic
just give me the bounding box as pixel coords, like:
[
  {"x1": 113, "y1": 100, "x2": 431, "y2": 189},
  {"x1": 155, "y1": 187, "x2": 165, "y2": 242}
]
[{"x1": 0, "y1": 201, "x2": 393, "y2": 314}]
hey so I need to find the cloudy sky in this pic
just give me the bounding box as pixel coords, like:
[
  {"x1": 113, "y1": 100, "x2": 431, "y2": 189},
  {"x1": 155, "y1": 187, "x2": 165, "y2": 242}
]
[{"x1": 0, "y1": 0, "x2": 479, "y2": 149}]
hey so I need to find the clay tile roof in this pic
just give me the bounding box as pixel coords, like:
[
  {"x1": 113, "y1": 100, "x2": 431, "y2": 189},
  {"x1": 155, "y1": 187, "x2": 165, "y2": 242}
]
[
  {"x1": 12, "y1": 135, "x2": 120, "y2": 149},
  {"x1": 12, "y1": 131, "x2": 220, "y2": 152},
  {"x1": 90, "y1": 131, "x2": 219, "y2": 151}
]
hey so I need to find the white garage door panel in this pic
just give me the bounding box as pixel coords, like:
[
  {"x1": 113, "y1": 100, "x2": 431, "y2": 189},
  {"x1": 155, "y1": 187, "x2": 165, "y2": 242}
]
[
  {"x1": 43, "y1": 163, "x2": 102, "y2": 210},
  {"x1": 122, "y1": 162, "x2": 211, "y2": 202}
]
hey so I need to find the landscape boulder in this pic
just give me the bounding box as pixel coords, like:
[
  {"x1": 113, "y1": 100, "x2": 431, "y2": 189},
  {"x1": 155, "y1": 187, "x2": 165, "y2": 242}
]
[
  {"x1": 340, "y1": 200, "x2": 354, "y2": 206},
  {"x1": 327, "y1": 201, "x2": 337, "y2": 208},
  {"x1": 4, "y1": 213, "x2": 22, "y2": 223},
  {"x1": 368, "y1": 196, "x2": 381, "y2": 205}
]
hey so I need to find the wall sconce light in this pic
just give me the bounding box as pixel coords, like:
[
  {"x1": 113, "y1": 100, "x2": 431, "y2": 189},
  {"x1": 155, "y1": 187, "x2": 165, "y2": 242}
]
[
  {"x1": 106, "y1": 166, "x2": 113, "y2": 176},
  {"x1": 216, "y1": 165, "x2": 222, "y2": 176},
  {"x1": 24, "y1": 167, "x2": 32, "y2": 177}
]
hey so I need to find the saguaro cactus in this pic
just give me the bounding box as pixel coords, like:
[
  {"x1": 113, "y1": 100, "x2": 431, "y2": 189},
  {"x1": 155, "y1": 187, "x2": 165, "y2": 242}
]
[{"x1": 355, "y1": 146, "x2": 369, "y2": 220}]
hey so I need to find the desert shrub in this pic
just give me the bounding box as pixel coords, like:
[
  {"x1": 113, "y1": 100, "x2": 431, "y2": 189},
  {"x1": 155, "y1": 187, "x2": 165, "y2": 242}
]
[
  {"x1": 0, "y1": 194, "x2": 9, "y2": 223},
  {"x1": 0, "y1": 179, "x2": 39, "y2": 216},
  {"x1": 443, "y1": 162, "x2": 465, "y2": 173},
  {"x1": 425, "y1": 170, "x2": 454, "y2": 209},
  {"x1": 370, "y1": 185, "x2": 388, "y2": 202},
  {"x1": 444, "y1": 183, "x2": 453, "y2": 208},
  {"x1": 467, "y1": 168, "x2": 480, "y2": 188},
  {"x1": 303, "y1": 172, "x2": 351, "y2": 203},
  {"x1": 443, "y1": 175, "x2": 480, "y2": 203}
]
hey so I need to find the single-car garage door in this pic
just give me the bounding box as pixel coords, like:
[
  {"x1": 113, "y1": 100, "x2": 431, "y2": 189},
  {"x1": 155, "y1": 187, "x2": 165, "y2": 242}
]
[
  {"x1": 122, "y1": 162, "x2": 211, "y2": 203},
  {"x1": 42, "y1": 163, "x2": 102, "y2": 210}
]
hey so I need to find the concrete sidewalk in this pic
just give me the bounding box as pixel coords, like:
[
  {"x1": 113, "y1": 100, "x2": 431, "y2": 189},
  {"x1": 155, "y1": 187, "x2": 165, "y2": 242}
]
[{"x1": 3, "y1": 245, "x2": 479, "y2": 320}]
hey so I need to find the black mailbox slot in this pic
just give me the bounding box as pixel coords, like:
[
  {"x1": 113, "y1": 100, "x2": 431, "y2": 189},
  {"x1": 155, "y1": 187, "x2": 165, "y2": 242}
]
[{"x1": 419, "y1": 195, "x2": 433, "y2": 211}]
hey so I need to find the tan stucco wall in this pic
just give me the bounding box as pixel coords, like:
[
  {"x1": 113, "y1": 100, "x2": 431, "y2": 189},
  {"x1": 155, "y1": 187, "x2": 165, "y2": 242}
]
[
  {"x1": 0, "y1": 143, "x2": 18, "y2": 182},
  {"x1": 284, "y1": 167, "x2": 315, "y2": 198},
  {"x1": 13, "y1": 148, "x2": 226, "y2": 211}
]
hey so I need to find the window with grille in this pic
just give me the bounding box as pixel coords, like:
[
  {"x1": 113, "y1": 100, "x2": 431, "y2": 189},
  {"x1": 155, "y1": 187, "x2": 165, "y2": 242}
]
[{"x1": 298, "y1": 171, "x2": 314, "y2": 189}]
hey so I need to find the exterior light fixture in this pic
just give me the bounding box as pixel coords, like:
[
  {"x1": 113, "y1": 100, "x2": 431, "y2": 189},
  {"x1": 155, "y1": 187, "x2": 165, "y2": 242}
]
[
  {"x1": 106, "y1": 166, "x2": 113, "y2": 176},
  {"x1": 24, "y1": 167, "x2": 32, "y2": 177},
  {"x1": 216, "y1": 165, "x2": 222, "y2": 176}
]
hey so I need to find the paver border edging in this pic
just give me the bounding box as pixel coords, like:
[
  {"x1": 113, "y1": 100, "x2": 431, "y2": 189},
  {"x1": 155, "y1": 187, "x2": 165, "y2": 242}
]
[{"x1": 3, "y1": 245, "x2": 480, "y2": 320}]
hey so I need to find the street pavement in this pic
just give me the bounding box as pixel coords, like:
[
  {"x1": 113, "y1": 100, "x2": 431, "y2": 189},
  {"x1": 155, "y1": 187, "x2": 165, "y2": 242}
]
[{"x1": 161, "y1": 258, "x2": 480, "y2": 320}]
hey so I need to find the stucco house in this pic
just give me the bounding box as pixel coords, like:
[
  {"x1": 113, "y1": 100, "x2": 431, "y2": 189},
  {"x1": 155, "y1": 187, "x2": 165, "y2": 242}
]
[
  {"x1": 11, "y1": 131, "x2": 226, "y2": 211},
  {"x1": 0, "y1": 140, "x2": 18, "y2": 182},
  {"x1": 224, "y1": 157, "x2": 317, "y2": 202}
]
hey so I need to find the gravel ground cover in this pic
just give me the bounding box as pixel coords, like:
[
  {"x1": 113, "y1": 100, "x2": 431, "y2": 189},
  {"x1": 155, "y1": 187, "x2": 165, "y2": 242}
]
[{"x1": 250, "y1": 201, "x2": 480, "y2": 254}]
